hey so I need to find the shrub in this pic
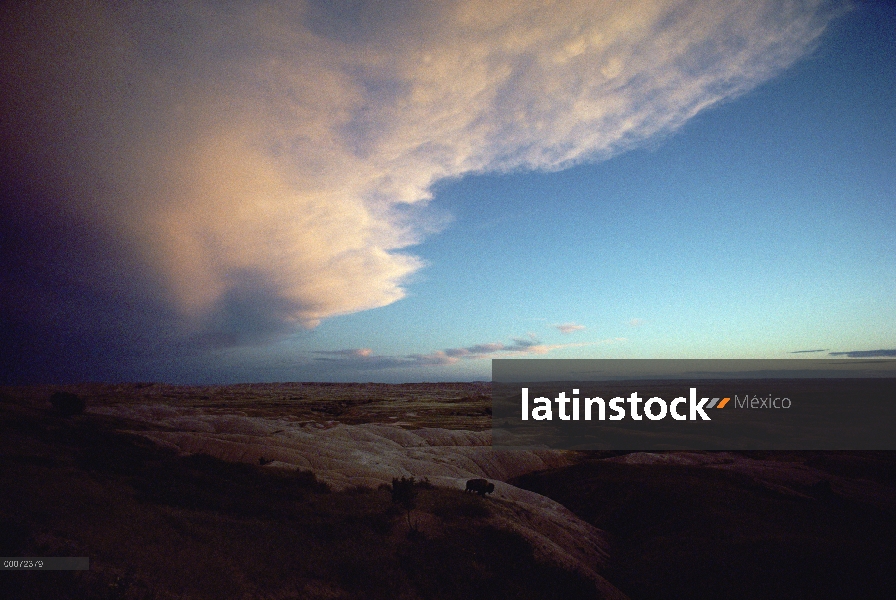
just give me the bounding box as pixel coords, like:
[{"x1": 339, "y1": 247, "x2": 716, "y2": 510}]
[
  {"x1": 295, "y1": 469, "x2": 331, "y2": 493},
  {"x1": 391, "y1": 476, "x2": 418, "y2": 531}
]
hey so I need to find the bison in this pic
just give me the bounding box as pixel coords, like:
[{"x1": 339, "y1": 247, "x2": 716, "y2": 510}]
[{"x1": 465, "y1": 478, "x2": 495, "y2": 496}]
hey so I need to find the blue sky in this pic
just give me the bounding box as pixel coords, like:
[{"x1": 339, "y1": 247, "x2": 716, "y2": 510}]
[{"x1": 1, "y1": 0, "x2": 894, "y2": 383}]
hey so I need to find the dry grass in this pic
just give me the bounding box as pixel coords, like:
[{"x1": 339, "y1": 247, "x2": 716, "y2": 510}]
[{"x1": 1, "y1": 382, "x2": 493, "y2": 430}]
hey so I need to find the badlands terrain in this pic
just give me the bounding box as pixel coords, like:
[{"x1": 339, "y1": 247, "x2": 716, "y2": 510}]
[{"x1": 2, "y1": 382, "x2": 895, "y2": 598}]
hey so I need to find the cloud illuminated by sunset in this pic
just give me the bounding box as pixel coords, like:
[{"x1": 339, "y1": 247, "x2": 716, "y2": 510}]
[
  {"x1": 555, "y1": 323, "x2": 586, "y2": 334},
  {"x1": 2, "y1": 0, "x2": 836, "y2": 346}
]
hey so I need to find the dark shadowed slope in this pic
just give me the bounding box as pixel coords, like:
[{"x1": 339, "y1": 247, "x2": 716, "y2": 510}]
[{"x1": 512, "y1": 451, "x2": 896, "y2": 599}]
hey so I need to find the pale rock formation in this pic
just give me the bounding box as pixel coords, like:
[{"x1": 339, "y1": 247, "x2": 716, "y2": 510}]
[{"x1": 89, "y1": 404, "x2": 626, "y2": 599}]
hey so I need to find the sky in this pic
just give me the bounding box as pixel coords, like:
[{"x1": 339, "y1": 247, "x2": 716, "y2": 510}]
[{"x1": 1, "y1": 0, "x2": 894, "y2": 384}]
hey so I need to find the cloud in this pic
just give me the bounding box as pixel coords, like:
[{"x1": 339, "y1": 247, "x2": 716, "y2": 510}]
[
  {"x1": 828, "y1": 349, "x2": 896, "y2": 358},
  {"x1": 0, "y1": 0, "x2": 839, "y2": 380},
  {"x1": 313, "y1": 349, "x2": 455, "y2": 370},
  {"x1": 315, "y1": 348, "x2": 375, "y2": 358},
  {"x1": 554, "y1": 323, "x2": 586, "y2": 334},
  {"x1": 628, "y1": 319, "x2": 645, "y2": 327},
  {"x1": 419, "y1": 335, "x2": 551, "y2": 360},
  {"x1": 315, "y1": 335, "x2": 589, "y2": 370},
  {"x1": 789, "y1": 348, "x2": 829, "y2": 353}
]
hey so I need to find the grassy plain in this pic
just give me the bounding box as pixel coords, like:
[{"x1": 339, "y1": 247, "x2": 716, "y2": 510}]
[{"x1": 2, "y1": 382, "x2": 492, "y2": 429}]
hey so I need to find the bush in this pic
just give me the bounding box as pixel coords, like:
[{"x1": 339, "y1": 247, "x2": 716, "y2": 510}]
[
  {"x1": 295, "y1": 469, "x2": 331, "y2": 493},
  {"x1": 391, "y1": 476, "x2": 418, "y2": 531}
]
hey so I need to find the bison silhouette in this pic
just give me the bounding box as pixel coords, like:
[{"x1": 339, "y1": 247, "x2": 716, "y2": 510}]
[{"x1": 465, "y1": 478, "x2": 495, "y2": 496}]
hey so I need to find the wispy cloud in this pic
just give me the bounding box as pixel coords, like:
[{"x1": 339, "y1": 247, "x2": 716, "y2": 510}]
[
  {"x1": 553, "y1": 323, "x2": 586, "y2": 334},
  {"x1": 314, "y1": 335, "x2": 591, "y2": 370},
  {"x1": 829, "y1": 349, "x2": 896, "y2": 358},
  {"x1": 789, "y1": 348, "x2": 829, "y2": 353},
  {"x1": 628, "y1": 318, "x2": 645, "y2": 327},
  {"x1": 315, "y1": 348, "x2": 374, "y2": 358},
  {"x1": 414, "y1": 335, "x2": 562, "y2": 360},
  {"x1": 1, "y1": 0, "x2": 839, "y2": 377}
]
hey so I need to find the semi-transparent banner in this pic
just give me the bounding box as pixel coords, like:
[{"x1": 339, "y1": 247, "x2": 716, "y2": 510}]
[{"x1": 491, "y1": 359, "x2": 896, "y2": 450}]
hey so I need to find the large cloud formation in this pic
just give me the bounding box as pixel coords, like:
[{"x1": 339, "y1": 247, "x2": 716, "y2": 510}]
[{"x1": 0, "y1": 0, "x2": 838, "y2": 381}]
